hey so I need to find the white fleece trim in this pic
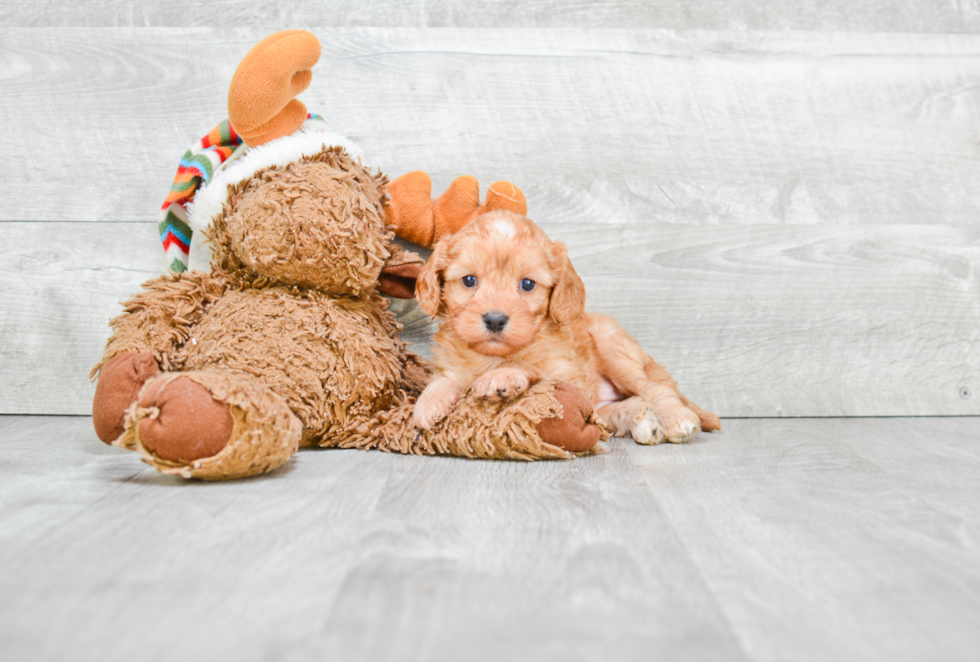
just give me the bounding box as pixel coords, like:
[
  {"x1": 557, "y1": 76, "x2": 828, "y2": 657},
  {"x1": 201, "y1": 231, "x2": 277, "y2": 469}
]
[{"x1": 186, "y1": 126, "x2": 363, "y2": 231}]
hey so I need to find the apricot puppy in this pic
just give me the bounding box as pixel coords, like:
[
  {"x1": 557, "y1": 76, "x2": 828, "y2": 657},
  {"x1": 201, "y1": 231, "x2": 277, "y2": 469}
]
[{"x1": 412, "y1": 210, "x2": 720, "y2": 443}]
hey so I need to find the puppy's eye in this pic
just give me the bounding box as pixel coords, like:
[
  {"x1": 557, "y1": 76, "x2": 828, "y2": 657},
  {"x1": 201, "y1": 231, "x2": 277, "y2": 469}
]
[
  {"x1": 462, "y1": 275, "x2": 477, "y2": 288},
  {"x1": 520, "y1": 278, "x2": 536, "y2": 292}
]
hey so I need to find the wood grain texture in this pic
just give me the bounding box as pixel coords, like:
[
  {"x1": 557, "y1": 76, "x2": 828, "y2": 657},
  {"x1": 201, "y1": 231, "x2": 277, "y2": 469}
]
[
  {"x1": 3, "y1": 0, "x2": 980, "y2": 32},
  {"x1": 2, "y1": 26, "x2": 979, "y2": 418},
  {"x1": 0, "y1": 414, "x2": 743, "y2": 662},
  {"x1": 2, "y1": 415, "x2": 979, "y2": 661},
  {"x1": 1, "y1": 28, "x2": 979, "y2": 228},
  {"x1": 631, "y1": 417, "x2": 980, "y2": 662},
  {"x1": 3, "y1": 221, "x2": 977, "y2": 417}
]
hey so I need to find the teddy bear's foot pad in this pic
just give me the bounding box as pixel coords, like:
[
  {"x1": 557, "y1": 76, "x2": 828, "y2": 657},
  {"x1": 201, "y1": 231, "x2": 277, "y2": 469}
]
[
  {"x1": 93, "y1": 351, "x2": 160, "y2": 443},
  {"x1": 137, "y1": 376, "x2": 234, "y2": 462},
  {"x1": 535, "y1": 382, "x2": 603, "y2": 453},
  {"x1": 118, "y1": 371, "x2": 302, "y2": 480}
]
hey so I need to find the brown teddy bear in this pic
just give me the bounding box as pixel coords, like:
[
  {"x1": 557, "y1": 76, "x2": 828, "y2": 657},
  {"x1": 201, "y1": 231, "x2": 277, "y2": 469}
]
[{"x1": 90, "y1": 30, "x2": 605, "y2": 480}]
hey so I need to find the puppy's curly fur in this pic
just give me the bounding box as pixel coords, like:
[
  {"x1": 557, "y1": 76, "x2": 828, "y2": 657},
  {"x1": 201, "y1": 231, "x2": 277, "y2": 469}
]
[{"x1": 413, "y1": 211, "x2": 720, "y2": 444}]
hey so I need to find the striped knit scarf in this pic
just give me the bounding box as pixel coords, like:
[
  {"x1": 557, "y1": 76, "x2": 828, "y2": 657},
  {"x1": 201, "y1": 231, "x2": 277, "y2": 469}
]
[{"x1": 159, "y1": 120, "x2": 243, "y2": 273}]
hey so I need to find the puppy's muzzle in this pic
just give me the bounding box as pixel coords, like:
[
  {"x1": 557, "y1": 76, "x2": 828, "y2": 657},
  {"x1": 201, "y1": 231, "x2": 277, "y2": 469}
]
[{"x1": 482, "y1": 312, "x2": 509, "y2": 333}]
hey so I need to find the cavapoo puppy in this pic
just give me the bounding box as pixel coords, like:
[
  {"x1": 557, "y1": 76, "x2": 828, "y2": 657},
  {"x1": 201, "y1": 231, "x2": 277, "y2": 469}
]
[{"x1": 412, "y1": 210, "x2": 720, "y2": 444}]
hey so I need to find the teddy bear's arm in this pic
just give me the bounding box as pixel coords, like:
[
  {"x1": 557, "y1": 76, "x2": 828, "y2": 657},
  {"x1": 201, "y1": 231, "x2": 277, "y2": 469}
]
[{"x1": 91, "y1": 270, "x2": 229, "y2": 378}]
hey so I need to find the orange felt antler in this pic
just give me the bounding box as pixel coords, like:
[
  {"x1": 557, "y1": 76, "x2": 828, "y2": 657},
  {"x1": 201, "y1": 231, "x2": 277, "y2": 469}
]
[
  {"x1": 228, "y1": 30, "x2": 322, "y2": 146},
  {"x1": 385, "y1": 172, "x2": 527, "y2": 249}
]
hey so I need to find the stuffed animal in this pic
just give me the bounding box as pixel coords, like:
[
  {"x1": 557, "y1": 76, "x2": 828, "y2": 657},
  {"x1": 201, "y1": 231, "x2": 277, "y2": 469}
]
[{"x1": 90, "y1": 30, "x2": 605, "y2": 480}]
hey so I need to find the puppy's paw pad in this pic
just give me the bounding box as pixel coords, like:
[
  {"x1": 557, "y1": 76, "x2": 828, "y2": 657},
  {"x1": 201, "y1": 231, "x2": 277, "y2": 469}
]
[{"x1": 631, "y1": 408, "x2": 665, "y2": 445}]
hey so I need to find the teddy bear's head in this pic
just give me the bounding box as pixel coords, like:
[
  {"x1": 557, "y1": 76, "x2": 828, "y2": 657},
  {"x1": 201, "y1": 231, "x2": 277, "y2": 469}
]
[
  {"x1": 203, "y1": 145, "x2": 393, "y2": 297},
  {"x1": 172, "y1": 30, "x2": 422, "y2": 299}
]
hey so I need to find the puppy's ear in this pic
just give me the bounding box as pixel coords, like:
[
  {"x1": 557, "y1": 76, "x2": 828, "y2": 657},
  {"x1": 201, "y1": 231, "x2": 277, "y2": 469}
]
[
  {"x1": 548, "y1": 241, "x2": 586, "y2": 326},
  {"x1": 415, "y1": 236, "x2": 451, "y2": 318}
]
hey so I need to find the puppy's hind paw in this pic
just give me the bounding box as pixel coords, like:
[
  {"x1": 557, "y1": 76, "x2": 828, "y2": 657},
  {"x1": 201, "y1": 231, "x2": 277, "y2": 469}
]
[
  {"x1": 660, "y1": 407, "x2": 702, "y2": 444},
  {"x1": 631, "y1": 408, "x2": 665, "y2": 445}
]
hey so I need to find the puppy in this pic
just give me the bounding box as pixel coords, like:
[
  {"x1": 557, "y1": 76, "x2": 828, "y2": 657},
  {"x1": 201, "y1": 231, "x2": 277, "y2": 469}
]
[{"x1": 412, "y1": 210, "x2": 720, "y2": 444}]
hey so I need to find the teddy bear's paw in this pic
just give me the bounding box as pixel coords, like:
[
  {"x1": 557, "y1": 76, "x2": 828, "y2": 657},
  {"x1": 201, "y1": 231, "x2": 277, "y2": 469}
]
[
  {"x1": 630, "y1": 407, "x2": 666, "y2": 445},
  {"x1": 413, "y1": 378, "x2": 461, "y2": 431},
  {"x1": 471, "y1": 368, "x2": 530, "y2": 402},
  {"x1": 536, "y1": 382, "x2": 602, "y2": 453},
  {"x1": 657, "y1": 406, "x2": 702, "y2": 444},
  {"x1": 137, "y1": 376, "x2": 234, "y2": 462},
  {"x1": 93, "y1": 351, "x2": 160, "y2": 444}
]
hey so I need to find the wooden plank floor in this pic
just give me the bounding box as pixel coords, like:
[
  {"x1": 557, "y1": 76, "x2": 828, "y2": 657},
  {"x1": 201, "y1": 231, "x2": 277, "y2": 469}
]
[{"x1": 2, "y1": 414, "x2": 979, "y2": 662}]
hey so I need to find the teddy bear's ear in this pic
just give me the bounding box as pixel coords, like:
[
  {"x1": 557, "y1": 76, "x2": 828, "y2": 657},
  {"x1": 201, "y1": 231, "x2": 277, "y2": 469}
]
[
  {"x1": 378, "y1": 249, "x2": 425, "y2": 299},
  {"x1": 228, "y1": 30, "x2": 321, "y2": 146}
]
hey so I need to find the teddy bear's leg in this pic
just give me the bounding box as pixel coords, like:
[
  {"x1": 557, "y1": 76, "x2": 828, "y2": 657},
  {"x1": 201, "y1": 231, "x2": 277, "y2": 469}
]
[
  {"x1": 90, "y1": 270, "x2": 230, "y2": 443},
  {"x1": 92, "y1": 351, "x2": 160, "y2": 443},
  {"x1": 535, "y1": 382, "x2": 603, "y2": 453},
  {"x1": 119, "y1": 370, "x2": 302, "y2": 480},
  {"x1": 135, "y1": 375, "x2": 235, "y2": 462},
  {"x1": 344, "y1": 380, "x2": 606, "y2": 460}
]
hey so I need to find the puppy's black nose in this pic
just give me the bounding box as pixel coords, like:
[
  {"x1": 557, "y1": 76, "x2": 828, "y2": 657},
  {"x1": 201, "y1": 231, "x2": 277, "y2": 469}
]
[{"x1": 482, "y1": 312, "x2": 509, "y2": 333}]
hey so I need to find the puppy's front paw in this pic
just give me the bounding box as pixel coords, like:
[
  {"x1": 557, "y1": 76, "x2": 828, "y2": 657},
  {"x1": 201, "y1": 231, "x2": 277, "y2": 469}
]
[
  {"x1": 630, "y1": 408, "x2": 665, "y2": 445},
  {"x1": 658, "y1": 406, "x2": 702, "y2": 443},
  {"x1": 413, "y1": 383, "x2": 460, "y2": 431},
  {"x1": 471, "y1": 368, "x2": 529, "y2": 401}
]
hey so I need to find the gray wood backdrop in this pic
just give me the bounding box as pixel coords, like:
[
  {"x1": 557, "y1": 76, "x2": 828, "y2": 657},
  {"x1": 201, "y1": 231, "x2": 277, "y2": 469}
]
[{"x1": 1, "y1": 1, "x2": 978, "y2": 417}]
